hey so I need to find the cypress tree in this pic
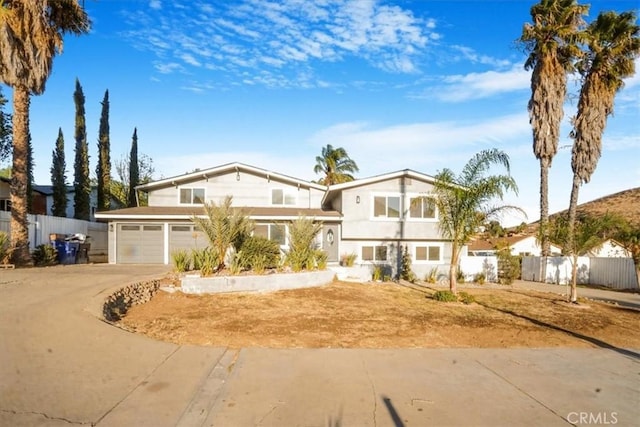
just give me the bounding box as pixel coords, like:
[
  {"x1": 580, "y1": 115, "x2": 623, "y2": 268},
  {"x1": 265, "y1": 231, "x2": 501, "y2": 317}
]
[
  {"x1": 96, "y1": 90, "x2": 111, "y2": 211},
  {"x1": 51, "y1": 128, "x2": 67, "y2": 217},
  {"x1": 127, "y1": 128, "x2": 139, "y2": 208},
  {"x1": 73, "y1": 78, "x2": 91, "y2": 220},
  {"x1": 0, "y1": 87, "x2": 11, "y2": 162}
]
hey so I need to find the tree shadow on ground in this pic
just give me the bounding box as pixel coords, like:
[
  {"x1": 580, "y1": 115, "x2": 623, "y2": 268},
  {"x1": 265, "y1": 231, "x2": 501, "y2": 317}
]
[{"x1": 477, "y1": 301, "x2": 640, "y2": 360}]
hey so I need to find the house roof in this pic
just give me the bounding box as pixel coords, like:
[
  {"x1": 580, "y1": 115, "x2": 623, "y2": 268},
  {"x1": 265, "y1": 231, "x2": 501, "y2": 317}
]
[
  {"x1": 136, "y1": 162, "x2": 327, "y2": 192},
  {"x1": 95, "y1": 206, "x2": 341, "y2": 221},
  {"x1": 321, "y1": 169, "x2": 437, "y2": 206}
]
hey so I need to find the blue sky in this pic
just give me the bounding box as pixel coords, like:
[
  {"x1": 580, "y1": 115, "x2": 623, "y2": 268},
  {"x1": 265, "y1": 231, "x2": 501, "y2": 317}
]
[{"x1": 2, "y1": 0, "x2": 639, "y2": 226}]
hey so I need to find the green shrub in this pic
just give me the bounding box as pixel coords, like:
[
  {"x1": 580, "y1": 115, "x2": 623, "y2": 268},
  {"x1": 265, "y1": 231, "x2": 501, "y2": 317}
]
[
  {"x1": 198, "y1": 247, "x2": 218, "y2": 277},
  {"x1": 456, "y1": 267, "x2": 466, "y2": 283},
  {"x1": 400, "y1": 246, "x2": 417, "y2": 283},
  {"x1": 432, "y1": 290, "x2": 457, "y2": 302},
  {"x1": 237, "y1": 235, "x2": 281, "y2": 271},
  {"x1": 340, "y1": 253, "x2": 357, "y2": 267},
  {"x1": 229, "y1": 251, "x2": 243, "y2": 275},
  {"x1": 473, "y1": 272, "x2": 486, "y2": 285},
  {"x1": 191, "y1": 248, "x2": 205, "y2": 271},
  {"x1": 458, "y1": 291, "x2": 475, "y2": 304},
  {"x1": 32, "y1": 244, "x2": 58, "y2": 266},
  {"x1": 497, "y1": 250, "x2": 521, "y2": 285},
  {"x1": 372, "y1": 265, "x2": 383, "y2": 281},
  {"x1": 0, "y1": 231, "x2": 11, "y2": 265},
  {"x1": 171, "y1": 249, "x2": 191, "y2": 272},
  {"x1": 285, "y1": 216, "x2": 322, "y2": 272},
  {"x1": 314, "y1": 249, "x2": 328, "y2": 270}
]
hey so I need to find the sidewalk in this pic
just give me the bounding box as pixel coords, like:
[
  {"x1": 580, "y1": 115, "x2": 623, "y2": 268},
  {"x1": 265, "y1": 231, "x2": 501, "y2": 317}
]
[{"x1": 1, "y1": 265, "x2": 638, "y2": 426}]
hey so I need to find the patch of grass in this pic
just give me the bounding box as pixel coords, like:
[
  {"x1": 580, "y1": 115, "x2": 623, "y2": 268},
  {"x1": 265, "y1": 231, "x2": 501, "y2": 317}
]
[
  {"x1": 432, "y1": 290, "x2": 457, "y2": 302},
  {"x1": 458, "y1": 291, "x2": 475, "y2": 305}
]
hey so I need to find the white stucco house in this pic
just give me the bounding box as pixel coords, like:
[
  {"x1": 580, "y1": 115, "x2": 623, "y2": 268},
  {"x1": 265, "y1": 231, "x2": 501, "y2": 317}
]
[
  {"x1": 468, "y1": 234, "x2": 562, "y2": 257},
  {"x1": 95, "y1": 162, "x2": 453, "y2": 278},
  {"x1": 587, "y1": 239, "x2": 632, "y2": 258}
]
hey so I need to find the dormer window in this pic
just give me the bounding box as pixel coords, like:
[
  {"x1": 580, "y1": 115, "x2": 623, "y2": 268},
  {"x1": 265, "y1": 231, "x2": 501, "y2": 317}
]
[
  {"x1": 271, "y1": 188, "x2": 296, "y2": 206},
  {"x1": 180, "y1": 188, "x2": 205, "y2": 204}
]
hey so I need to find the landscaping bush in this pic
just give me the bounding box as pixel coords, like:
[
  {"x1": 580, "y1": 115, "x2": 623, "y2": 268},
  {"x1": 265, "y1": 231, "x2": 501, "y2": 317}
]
[
  {"x1": 285, "y1": 216, "x2": 322, "y2": 272},
  {"x1": 171, "y1": 249, "x2": 191, "y2": 272},
  {"x1": 340, "y1": 253, "x2": 357, "y2": 267},
  {"x1": 432, "y1": 290, "x2": 457, "y2": 302},
  {"x1": 497, "y1": 250, "x2": 520, "y2": 285},
  {"x1": 473, "y1": 272, "x2": 486, "y2": 285},
  {"x1": 237, "y1": 235, "x2": 281, "y2": 271},
  {"x1": 400, "y1": 246, "x2": 417, "y2": 283},
  {"x1": 425, "y1": 267, "x2": 438, "y2": 284},
  {"x1": 458, "y1": 291, "x2": 475, "y2": 305},
  {"x1": 314, "y1": 249, "x2": 328, "y2": 270},
  {"x1": 32, "y1": 244, "x2": 58, "y2": 266},
  {"x1": 372, "y1": 265, "x2": 384, "y2": 281},
  {"x1": 198, "y1": 247, "x2": 218, "y2": 277}
]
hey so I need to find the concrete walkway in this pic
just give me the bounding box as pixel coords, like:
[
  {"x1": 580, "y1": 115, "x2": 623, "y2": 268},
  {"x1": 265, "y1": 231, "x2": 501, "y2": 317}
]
[{"x1": 1, "y1": 265, "x2": 638, "y2": 426}]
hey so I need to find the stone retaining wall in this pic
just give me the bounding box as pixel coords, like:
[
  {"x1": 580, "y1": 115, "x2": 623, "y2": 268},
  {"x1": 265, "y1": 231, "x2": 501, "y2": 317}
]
[
  {"x1": 182, "y1": 270, "x2": 336, "y2": 294},
  {"x1": 102, "y1": 279, "x2": 161, "y2": 322}
]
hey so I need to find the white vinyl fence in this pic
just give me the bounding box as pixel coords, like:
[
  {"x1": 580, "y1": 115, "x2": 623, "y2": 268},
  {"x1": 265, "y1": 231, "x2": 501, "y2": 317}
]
[
  {"x1": 459, "y1": 256, "x2": 498, "y2": 283},
  {"x1": 0, "y1": 211, "x2": 107, "y2": 260},
  {"x1": 521, "y1": 256, "x2": 638, "y2": 289}
]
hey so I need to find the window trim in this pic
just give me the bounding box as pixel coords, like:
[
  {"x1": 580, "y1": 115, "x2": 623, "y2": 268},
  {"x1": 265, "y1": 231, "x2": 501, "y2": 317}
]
[
  {"x1": 254, "y1": 223, "x2": 288, "y2": 247},
  {"x1": 413, "y1": 243, "x2": 443, "y2": 263},
  {"x1": 361, "y1": 244, "x2": 389, "y2": 262},
  {"x1": 406, "y1": 193, "x2": 438, "y2": 222},
  {"x1": 370, "y1": 193, "x2": 402, "y2": 221},
  {"x1": 270, "y1": 188, "x2": 297, "y2": 207},
  {"x1": 178, "y1": 187, "x2": 205, "y2": 205}
]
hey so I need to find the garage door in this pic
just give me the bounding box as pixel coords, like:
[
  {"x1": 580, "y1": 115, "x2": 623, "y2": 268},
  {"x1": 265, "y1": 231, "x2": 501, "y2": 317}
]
[
  {"x1": 117, "y1": 223, "x2": 164, "y2": 264},
  {"x1": 169, "y1": 224, "x2": 206, "y2": 254}
]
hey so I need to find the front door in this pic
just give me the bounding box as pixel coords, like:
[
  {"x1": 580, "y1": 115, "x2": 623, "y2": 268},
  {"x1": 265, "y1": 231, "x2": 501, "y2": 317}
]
[{"x1": 322, "y1": 224, "x2": 339, "y2": 262}]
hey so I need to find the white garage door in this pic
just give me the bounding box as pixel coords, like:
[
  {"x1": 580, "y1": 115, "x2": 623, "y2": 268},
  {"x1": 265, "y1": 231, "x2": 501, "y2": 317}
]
[
  {"x1": 117, "y1": 223, "x2": 164, "y2": 264},
  {"x1": 169, "y1": 224, "x2": 206, "y2": 254}
]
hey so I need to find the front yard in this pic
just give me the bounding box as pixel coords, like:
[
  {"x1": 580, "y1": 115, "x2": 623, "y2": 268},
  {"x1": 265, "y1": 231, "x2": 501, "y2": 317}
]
[{"x1": 118, "y1": 279, "x2": 640, "y2": 349}]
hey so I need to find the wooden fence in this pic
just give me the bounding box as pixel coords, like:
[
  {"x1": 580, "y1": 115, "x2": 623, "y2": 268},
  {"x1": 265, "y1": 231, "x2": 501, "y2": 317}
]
[
  {"x1": 521, "y1": 255, "x2": 638, "y2": 289},
  {"x1": 0, "y1": 211, "x2": 107, "y2": 260}
]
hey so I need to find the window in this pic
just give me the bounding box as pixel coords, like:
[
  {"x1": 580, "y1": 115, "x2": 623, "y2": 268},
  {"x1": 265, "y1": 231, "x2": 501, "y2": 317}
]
[
  {"x1": 415, "y1": 245, "x2": 441, "y2": 262},
  {"x1": 254, "y1": 223, "x2": 287, "y2": 246},
  {"x1": 0, "y1": 199, "x2": 10, "y2": 212},
  {"x1": 271, "y1": 188, "x2": 296, "y2": 206},
  {"x1": 362, "y1": 245, "x2": 388, "y2": 261},
  {"x1": 409, "y1": 197, "x2": 436, "y2": 219},
  {"x1": 179, "y1": 188, "x2": 205, "y2": 204},
  {"x1": 373, "y1": 195, "x2": 400, "y2": 219}
]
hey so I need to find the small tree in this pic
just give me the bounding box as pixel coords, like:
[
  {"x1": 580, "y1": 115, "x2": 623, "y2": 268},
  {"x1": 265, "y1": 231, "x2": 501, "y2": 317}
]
[
  {"x1": 433, "y1": 149, "x2": 523, "y2": 294},
  {"x1": 400, "y1": 246, "x2": 417, "y2": 283},
  {"x1": 111, "y1": 152, "x2": 155, "y2": 207},
  {"x1": 73, "y1": 78, "x2": 91, "y2": 220},
  {"x1": 190, "y1": 196, "x2": 253, "y2": 273},
  {"x1": 285, "y1": 216, "x2": 322, "y2": 271},
  {"x1": 50, "y1": 128, "x2": 68, "y2": 217}
]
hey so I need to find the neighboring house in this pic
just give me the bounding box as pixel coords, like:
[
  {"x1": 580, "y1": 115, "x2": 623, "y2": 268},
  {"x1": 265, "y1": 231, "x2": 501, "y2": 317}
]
[
  {"x1": 468, "y1": 234, "x2": 562, "y2": 257},
  {"x1": 32, "y1": 184, "x2": 104, "y2": 221},
  {"x1": 1, "y1": 177, "x2": 49, "y2": 215},
  {"x1": 95, "y1": 163, "x2": 453, "y2": 278},
  {"x1": 586, "y1": 239, "x2": 632, "y2": 258}
]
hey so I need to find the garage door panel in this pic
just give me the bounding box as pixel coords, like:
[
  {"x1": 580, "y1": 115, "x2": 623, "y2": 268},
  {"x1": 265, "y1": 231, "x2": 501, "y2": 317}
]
[{"x1": 117, "y1": 223, "x2": 164, "y2": 264}]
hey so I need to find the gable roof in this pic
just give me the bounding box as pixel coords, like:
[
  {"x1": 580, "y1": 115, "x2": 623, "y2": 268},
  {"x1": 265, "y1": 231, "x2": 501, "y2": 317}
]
[
  {"x1": 467, "y1": 234, "x2": 562, "y2": 252},
  {"x1": 136, "y1": 162, "x2": 327, "y2": 192},
  {"x1": 322, "y1": 169, "x2": 437, "y2": 206}
]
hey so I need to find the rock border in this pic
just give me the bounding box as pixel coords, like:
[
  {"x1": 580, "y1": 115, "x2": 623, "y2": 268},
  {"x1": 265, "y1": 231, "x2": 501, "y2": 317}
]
[{"x1": 102, "y1": 279, "x2": 162, "y2": 322}]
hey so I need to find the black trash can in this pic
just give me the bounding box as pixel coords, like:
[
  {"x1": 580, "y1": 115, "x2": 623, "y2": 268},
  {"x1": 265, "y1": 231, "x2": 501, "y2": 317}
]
[{"x1": 76, "y1": 243, "x2": 90, "y2": 264}]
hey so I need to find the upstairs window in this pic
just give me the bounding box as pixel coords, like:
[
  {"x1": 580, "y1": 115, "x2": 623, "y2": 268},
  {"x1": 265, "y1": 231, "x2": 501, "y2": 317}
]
[
  {"x1": 373, "y1": 195, "x2": 400, "y2": 219},
  {"x1": 409, "y1": 196, "x2": 436, "y2": 219},
  {"x1": 179, "y1": 188, "x2": 205, "y2": 204},
  {"x1": 271, "y1": 188, "x2": 296, "y2": 206}
]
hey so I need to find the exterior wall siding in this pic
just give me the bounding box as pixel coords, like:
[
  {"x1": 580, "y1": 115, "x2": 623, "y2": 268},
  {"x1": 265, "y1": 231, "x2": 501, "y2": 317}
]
[{"x1": 148, "y1": 171, "x2": 321, "y2": 209}]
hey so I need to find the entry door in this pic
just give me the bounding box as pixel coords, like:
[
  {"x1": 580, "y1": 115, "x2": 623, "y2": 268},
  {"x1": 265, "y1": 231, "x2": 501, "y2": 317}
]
[{"x1": 322, "y1": 224, "x2": 339, "y2": 262}]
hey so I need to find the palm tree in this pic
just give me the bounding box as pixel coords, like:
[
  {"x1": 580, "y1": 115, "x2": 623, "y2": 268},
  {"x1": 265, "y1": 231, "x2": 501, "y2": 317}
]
[
  {"x1": 520, "y1": 0, "x2": 588, "y2": 257},
  {"x1": 313, "y1": 144, "x2": 359, "y2": 185},
  {"x1": 433, "y1": 149, "x2": 522, "y2": 294},
  {"x1": 0, "y1": 1, "x2": 90, "y2": 265},
  {"x1": 567, "y1": 10, "x2": 640, "y2": 301}
]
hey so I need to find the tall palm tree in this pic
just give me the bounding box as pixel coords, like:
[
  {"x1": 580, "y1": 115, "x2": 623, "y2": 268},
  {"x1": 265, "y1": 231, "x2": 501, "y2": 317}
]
[
  {"x1": 520, "y1": 0, "x2": 588, "y2": 257},
  {"x1": 567, "y1": 10, "x2": 640, "y2": 302},
  {"x1": 0, "y1": 1, "x2": 90, "y2": 265},
  {"x1": 433, "y1": 149, "x2": 522, "y2": 294},
  {"x1": 313, "y1": 144, "x2": 359, "y2": 186}
]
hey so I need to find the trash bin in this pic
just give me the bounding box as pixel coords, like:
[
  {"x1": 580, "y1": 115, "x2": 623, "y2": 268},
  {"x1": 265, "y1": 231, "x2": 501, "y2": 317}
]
[
  {"x1": 76, "y1": 243, "x2": 90, "y2": 264},
  {"x1": 56, "y1": 241, "x2": 79, "y2": 265}
]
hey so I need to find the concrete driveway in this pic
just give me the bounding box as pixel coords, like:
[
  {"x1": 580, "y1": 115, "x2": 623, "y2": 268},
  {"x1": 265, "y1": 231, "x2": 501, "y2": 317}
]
[{"x1": 1, "y1": 265, "x2": 638, "y2": 426}]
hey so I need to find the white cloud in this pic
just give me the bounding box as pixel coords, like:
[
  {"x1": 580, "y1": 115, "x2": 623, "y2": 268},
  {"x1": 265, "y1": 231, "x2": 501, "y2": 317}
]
[
  {"x1": 432, "y1": 65, "x2": 531, "y2": 102},
  {"x1": 149, "y1": 0, "x2": 161, "y2": 10}
]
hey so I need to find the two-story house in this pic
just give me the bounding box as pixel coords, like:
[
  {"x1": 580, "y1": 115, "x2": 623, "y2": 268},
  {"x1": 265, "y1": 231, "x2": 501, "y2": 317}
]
[{"x1": 95, "y1": 162, "x2": 452, "y2": 278}]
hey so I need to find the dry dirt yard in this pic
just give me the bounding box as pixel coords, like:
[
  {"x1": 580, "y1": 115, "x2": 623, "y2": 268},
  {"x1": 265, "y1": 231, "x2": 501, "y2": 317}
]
[{"x1": 118, "y1": 279, "x2": 640, "y2": 349}]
